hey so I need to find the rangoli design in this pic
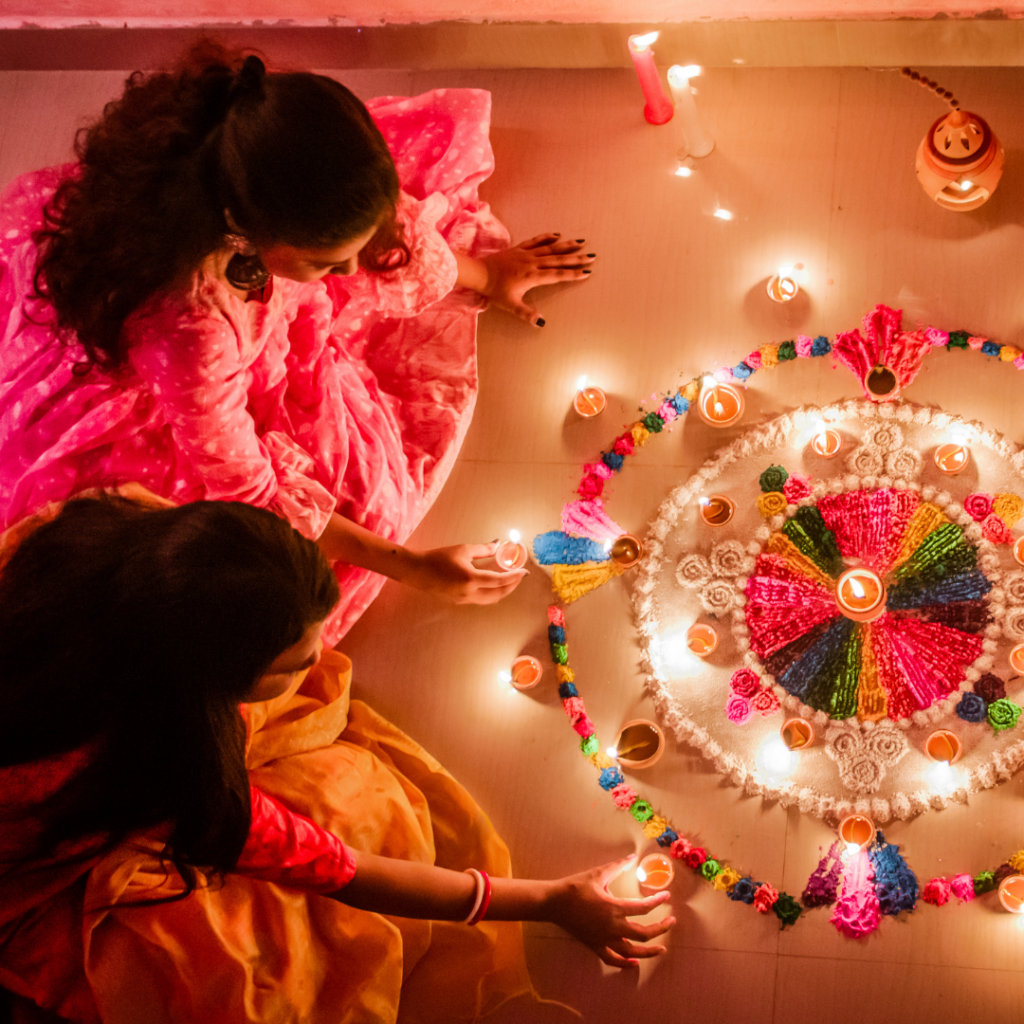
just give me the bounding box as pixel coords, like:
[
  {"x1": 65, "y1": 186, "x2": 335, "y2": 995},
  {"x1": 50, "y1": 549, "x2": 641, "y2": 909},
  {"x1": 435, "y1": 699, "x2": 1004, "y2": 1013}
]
[{"x1": 531, "y1": 304, "x2": 1024, "y2": 937}]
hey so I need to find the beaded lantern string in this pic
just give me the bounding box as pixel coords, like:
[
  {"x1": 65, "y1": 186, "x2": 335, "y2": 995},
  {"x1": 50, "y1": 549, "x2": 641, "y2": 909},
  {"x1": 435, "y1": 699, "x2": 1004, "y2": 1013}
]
[{"x1": 900, "y1": 66, "x2": 959, "y2": 110}]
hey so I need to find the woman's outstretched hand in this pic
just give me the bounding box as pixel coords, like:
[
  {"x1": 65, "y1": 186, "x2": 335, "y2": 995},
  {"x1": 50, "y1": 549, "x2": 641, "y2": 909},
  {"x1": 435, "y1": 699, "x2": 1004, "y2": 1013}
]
[
  {"x1": 315, "y1": 515, "x2": 523, "y2": 605},
  {"x1": 456, "y1": 235, "x2": 595, "y2": 327},
  {"x1": 548, "y1": 855, "x2": 675, "y2": 968},
  {"x1": 402, "y1": 542, "x2": 526, "y2": 604}
]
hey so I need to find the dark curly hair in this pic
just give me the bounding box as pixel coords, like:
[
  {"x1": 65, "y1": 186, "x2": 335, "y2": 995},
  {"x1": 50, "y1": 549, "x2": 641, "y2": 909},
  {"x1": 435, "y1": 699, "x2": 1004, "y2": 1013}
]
[
  {"x1": 0, "y1": 495, "x2": 339, "y2": 900},
  {"x1": 32, "y1": 40, "x2": 410, "y2": 371}
]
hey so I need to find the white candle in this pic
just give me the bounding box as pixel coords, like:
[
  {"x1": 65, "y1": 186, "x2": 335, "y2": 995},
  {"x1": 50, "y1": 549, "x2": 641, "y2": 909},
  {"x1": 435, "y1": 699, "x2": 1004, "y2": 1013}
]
[{"x1": 667, "y1": 65, "x2": 714, "y2": 159}]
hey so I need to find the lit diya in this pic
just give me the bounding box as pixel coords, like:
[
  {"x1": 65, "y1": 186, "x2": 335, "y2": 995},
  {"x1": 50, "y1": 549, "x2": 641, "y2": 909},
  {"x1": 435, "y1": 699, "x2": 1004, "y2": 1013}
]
[
  {"x1": 835, "y1": 568, "x2": 886, "y2": 623},
  {"x1": 612, "y1": 720, "x2": 665, "y2": 769},
  {"x1": 766, "y1": 267, "x2": 799, "y2": 303},
  {"x1": 509, "y1": 655, "x2": 543, "y2": 691},
  {"x1": 699, "y1": 494, "x2": 735, "y2": 527},
  {"x1": 697, "y1": 377, "x2": 744, "y2": 428},
  {"x1": 686, "y1": 623, "x2": 718, "y2": 657},
  {"x1": 477, "y1": 529, "x2": 528, "y2": 572},
  {"x1": 925, "y1": 729, "x2": 963, "y2": 764},
  {"x1": 810, "y1": 426, "x2": 843, "y2": 458},
  {"x1": 838, "y1": 814, "x2": 876, "y2": 851},
  {"x1": 933, "y1": 443, "x2": 970, "y2": 476},
  {"x1": 1010, "y1": 644, "x2": 1024, "y2": 675},
  {"x1": 1000, "y1": 874, "x2": 1024, "y2": 913},
  {"x1": 1014, "y1": 536, "x2": 1024, "y2": 567},
  {"x1": 780, "y1": 718, "x2": 814, "y2": 751},
  {"x1": 609, "y1": 533, "x2": 643, "y2": 569},
  {"x1": 637, "y1": 853, "x2": 675, "y2": 891},
  {"x1": 573, "y1": 375, "x2": 607, "y2": 418}
]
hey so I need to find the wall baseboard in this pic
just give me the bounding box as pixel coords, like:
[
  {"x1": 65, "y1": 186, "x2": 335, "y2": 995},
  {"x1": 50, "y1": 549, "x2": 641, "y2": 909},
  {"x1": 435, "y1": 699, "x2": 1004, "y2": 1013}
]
[{"x1": 0, "y1": 20, "x2": 1021, "y2": 71}]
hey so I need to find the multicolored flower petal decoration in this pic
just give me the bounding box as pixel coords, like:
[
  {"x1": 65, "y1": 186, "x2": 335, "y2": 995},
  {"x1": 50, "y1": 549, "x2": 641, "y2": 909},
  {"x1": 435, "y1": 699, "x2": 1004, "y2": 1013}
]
[{"x1": 746, "y1": 487, "x2": 990, "y2": 724}]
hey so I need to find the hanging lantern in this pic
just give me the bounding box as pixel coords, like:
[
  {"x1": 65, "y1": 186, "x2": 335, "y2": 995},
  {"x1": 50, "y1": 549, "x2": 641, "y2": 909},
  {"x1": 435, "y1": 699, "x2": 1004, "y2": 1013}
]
[
  {"x1": 903, "y1": 69, "x2": 1005, "y2": 212},
  {"x1": 915, "y1": 109, "x2": 1004, "y2": 212}
]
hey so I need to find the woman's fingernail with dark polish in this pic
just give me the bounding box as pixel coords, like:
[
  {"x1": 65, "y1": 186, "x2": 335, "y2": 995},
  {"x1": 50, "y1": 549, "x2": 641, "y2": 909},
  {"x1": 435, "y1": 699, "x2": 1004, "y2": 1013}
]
[
  {"x1": 586, "y1": 253, "x2": 596, "y2": 257},
  {"x1": 536, "y1": 317, "x2": 546, "y2": 326},
  {"x1": 575, "y1": 238, "x2": 585, "y2": 243},
  {"x1": 582, "y1": 270, "x2": 592, "y2": 274}
]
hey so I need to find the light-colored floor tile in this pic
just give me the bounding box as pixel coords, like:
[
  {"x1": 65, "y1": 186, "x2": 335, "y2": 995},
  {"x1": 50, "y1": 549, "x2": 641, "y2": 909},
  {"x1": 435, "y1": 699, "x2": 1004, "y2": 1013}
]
[{"x1": 774, "y1": 954, "x2": 1024, "y2": 1024}]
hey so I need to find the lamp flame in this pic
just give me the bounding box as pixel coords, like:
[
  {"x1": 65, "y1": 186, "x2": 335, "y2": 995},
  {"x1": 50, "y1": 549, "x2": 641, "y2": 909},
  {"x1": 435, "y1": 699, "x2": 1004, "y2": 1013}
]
[
  {"x1": 849, "y1": 577, "x2": 866, "y2": 599},
  {"x1": 636, "y1": 866, "x2": 648, "y2": 883},
  {"x1": 758, "y1": 735, "x2": 796, "y2": 777},
  {"x1": 629, "y1": 31, "x2": 659, "y2": 51},
  {"x1": 667, "y1": 63, "x2": 702, "y2": 86},
  {"x1": 576, "y1": 374, "x2": 588, "y2": 392}
]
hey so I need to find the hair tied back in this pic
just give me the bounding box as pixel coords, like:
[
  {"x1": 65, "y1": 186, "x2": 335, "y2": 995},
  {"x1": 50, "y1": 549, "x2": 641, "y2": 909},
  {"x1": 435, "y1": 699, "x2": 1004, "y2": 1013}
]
[{"x1": 234, "y1": 54, "x2": 266, "y2": 97}]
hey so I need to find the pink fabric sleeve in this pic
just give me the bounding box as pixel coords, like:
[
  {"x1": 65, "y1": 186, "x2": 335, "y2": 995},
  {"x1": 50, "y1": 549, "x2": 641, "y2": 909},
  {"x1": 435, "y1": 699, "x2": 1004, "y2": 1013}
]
[
  {"x1": 235, "y1": 785, "x2": 356, "y2": 894},
  {"x1": 128, "y1": 305, "x2": 336, "y2": 540}
]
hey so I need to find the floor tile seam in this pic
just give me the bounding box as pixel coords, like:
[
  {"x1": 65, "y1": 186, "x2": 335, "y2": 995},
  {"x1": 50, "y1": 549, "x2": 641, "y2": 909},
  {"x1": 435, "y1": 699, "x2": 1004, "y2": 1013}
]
[
  {"x1": 774, "y1": 950, "x2": 1024, "y2": 974},
  {"x1": 454, "y1": 456, "x2": 706, "y2": 467}
]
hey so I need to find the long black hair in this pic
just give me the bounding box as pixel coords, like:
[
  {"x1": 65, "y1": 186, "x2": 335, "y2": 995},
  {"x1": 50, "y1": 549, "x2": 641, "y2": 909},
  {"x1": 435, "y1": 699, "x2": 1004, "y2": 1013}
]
[
  {"x1": 0, "y1": 496, "x2": 339, "y2": 895},
  {"x1": 32, "y1": 40, "x2": 409, "y2": 371}
]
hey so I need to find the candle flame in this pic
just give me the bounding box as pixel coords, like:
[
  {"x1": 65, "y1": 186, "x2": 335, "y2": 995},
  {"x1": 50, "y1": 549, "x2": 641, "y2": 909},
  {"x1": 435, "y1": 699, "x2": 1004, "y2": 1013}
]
[
  {"x1": 926, "y1": 759, "x2": 956, "y2": 793},
  {"x1": 713, "y1": 209, "x2": 733, "y2": 221},
  {"x1": 714, "y1": 401, "x2": 724, "y2": 415},
  {"x1": 844, "y1": 841, "x2": 860, "y2": 856},
  {"x1": 699, "y1": 496, "x2": 711, "y2": 506},
  {"x1": 497, "y1": 670, "x2": 512, "y2": 686},
  {"x1": 576, "y1": 374, "x2": 588, "y2": 392},
  {"x1": 667, "y1": 64, "x2": 702, "y2": 86},
  {"x1": 960, "y1": 180, "x2": 974, "y2": 191},
  {"x1": 603, "y1": 539, "x2": 613, "y2": 553},
  {"x1": 701, "y1": 375, "x2": 717, "y2": 389},
  {"x1": 674, "y1": 164, "x2": 693, "y2": 178},
  {"x1": 508, "y1": 529, "x2": 521, "y2": 544},
  {"x1": 758, "y1": 735, "x2": 796, "y2": 777},
  {"x1": 605, "y1": 745, "x2": 619, "y2": 758},
  {"x1": 635, "y1": 866, "x2": 648, "y2": 883},
  {"x1": 849, "y1": 577, "x2": 866, "y2": 599},
  {"x1": 629, "y1": 31, "x2": 659, "y2": 51}
]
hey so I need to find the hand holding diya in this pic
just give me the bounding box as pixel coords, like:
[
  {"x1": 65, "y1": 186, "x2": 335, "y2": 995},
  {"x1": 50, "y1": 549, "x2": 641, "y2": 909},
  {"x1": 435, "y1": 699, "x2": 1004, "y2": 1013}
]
[
  {"x1": 475, "y1": 530, "x2": 528, "y2": 572},
  {"x1": 637, "y1": 853, "x2": 675, "y2": 891}
]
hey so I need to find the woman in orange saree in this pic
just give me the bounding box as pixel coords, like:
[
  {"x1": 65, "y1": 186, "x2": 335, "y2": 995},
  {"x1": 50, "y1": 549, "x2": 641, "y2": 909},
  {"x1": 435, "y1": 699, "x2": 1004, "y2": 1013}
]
[{"x1": 0, "y1": 492, "x2": 672, "y2": 1024}]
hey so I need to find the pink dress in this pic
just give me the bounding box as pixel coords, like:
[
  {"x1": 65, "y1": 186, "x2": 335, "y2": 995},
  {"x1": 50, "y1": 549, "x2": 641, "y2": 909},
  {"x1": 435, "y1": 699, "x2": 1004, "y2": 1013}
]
[{"x1": 0, "y1": 89, "x2": 508, "y2": 646}]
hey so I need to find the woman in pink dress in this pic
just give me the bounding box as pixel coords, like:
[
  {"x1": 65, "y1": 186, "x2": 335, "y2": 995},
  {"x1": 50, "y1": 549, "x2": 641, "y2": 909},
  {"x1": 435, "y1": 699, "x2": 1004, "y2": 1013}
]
[{"x1": 0, "y1": 43, "x2": 594, "y2": 645}]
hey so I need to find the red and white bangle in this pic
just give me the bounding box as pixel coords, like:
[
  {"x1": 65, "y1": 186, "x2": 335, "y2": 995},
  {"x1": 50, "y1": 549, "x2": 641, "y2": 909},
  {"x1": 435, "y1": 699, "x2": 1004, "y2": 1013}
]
[{"x1": 463, "y1": 868, "x2": 492, "y2": 925}]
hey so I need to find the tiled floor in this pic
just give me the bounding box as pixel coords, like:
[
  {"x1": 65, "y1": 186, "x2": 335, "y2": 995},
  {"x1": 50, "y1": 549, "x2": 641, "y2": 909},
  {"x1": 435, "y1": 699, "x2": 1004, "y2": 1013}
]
[{"x1": 4, "y1": 60, "x2": 1024, "y2": 1023}]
